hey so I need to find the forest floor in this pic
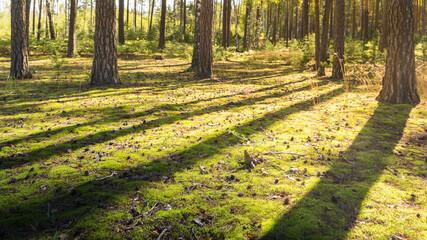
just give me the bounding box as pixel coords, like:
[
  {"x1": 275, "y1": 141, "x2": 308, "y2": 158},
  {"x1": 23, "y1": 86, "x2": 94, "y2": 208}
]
[{"x1": 0, "y1": 47, "x2": 426, "y2": 240}]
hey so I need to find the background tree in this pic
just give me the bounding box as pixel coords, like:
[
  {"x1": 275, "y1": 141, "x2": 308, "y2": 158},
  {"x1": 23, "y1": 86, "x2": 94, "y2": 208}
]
[
  {"x1": 197, "y1": 0, "x2": 213, "y2": 79},
  {"x1": 158, "y1": 0, "x2": 167, "y2": 49},
  {"x1": 11, "y1": 0, "x2": 32, "y2": 79},
  {"x1": 119, "y1": 0, "x2": 125, "y2": 44},
  {"x1": 376, "y1": 0, "x2": 420, "y2": 104},
  {"x1": 243, "y1": 0, "x2": 252, "y2": 50},
  {"x1": 67, "y1": 0, "x2": 77, "y2": 57},
  {"x1": 90, "y1": 0, "x2": 121, "y2": 85},
  {"x1": 254, "y1": 0, "x2": 262, "y2": 50},
  {"x1": 190, "y1": 0, "x2": 201, "y2": 70},
  {"x1": 314, "y1": 0, "x2": 320, "y2": 69},
  {"x1": 37, "y1": 0, "x2": 42, "y2": 40},
  {"x1": 318, "y1": 0, "x2": 331, "y2": 76},
  {"x1": 25, "y1": 0, "x2": 31, "y2": 43},
  {"x1": 301, "y1": 0, "x2": 309, "y2": 38},
  {"x1": 46, "y1": 0, "x2": 55, "y2": 39},
  {"x1": 332, "y1": 0, "x2": 344, "y2": 79}
]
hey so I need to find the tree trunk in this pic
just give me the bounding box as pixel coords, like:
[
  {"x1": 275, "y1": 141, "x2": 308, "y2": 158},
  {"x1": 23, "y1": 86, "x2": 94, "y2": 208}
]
[
  {"x1": 361, "y1": 0, "x2": 369, "y2": 41},
  {"x1": 377, "y1": 0, "x2": 420, "y2": 104},
  {"x1": 190, "y1": 0, "x2": 201, "y2": 70},
  {"x1": 318, "y1": 0, "x2": 331, "y2": 76},
  {"x1": 158, "y1": 0, "x2": 167, "y2": 49},
  {"x1": 329, "y1": 0, "x2": 333, "y2": 38},
  {"x1": 233, "y1": 0, "x2": 240, "y2": 52},
  {"x1": 332, "y1": 0, "x2": 344, "y2": 79},
  {"x1": 126, "y1": 0, "x2": 129, "y2": 26},
  {"x1": 289, "y1": 0, "x2": 293, "y2": 38},
  {"x1": 272, "y1": 2, "x2": 278, "y2": 44},
  {"x1": 11, "y1": 0, "x2": 32, "y2": 79},
  {"x1": 352, "y1": 0, "x2": 356, "y2": 38},
  {"x1": 37, "y1": 0, "x2": 42, "y2": 40},
  {"x1": 301, "y1": 0, "x2": 309, "y2": 39},
  {"x1": 46, "y1": 0, "x2": 55, "y2": 39},
  {"x1": 374, "y1": 0, "x2": 380, "y2": 33},
  {"x1": 314, "y1": 0, "x2": 320, "y2": 69},
  {"x1": 149, "y1": 0, "x2": 155, "y2": 34},
  {"x1": 243, "y1": 0, "x2": 252, "y2": 50},
  {"x1": 133, "y1": 0, "x2": 137, "y2": 32},
  {"x1": 90, "y1": 0, "x2": 93, "y2": 30},
  {"x1": 90, "y1": 0, "x2": 121, "y2": 85},
  {"x1": 284, "y1": 0, "x2": 289, "y2": 45},
  {"x1": 183, "y1": 0, "x2": 187, "y2": 38},
  {"x1": 32, "y1": 0, "x2": 36, "y2": 35},
  {"x1": 423, "y1": 0, "x2": 425, "y2": 35},
  {"x1": 255, "y1": 0, "x2": 262, "y2": 50},
  {"x1": 379, "y1": 0, "x2": 388, "y2": 52},
  {"x1": 295, "y1": 0, "x2": 299, "y2": 38},
  {"x1": 197, "y1": 0, "x2": 213, "y2": 79},
  {"x1": 67, "y1": 0, "x2": 77, "y2": 57},
  {"x1": 173, "y1": 0, "x2": 177, "y2": 43},
  {"x1": 25, "y1": 0, "x2": 31, "y2": 43},
  {"x1": 222, "y1": 0, "x2": 229, "y2": 48},
  {"x1": 119, "y1": 0, "x2": 125, "y2": 44}
]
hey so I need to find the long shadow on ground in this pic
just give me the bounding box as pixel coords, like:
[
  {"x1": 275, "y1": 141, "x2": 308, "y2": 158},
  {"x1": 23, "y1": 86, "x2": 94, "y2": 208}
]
[
  {"x1": 261, "y1": 104, "x2": 415, "y2": 240},
  {"x1": 0, "y1": 85, "x2": 345, "y2": 239}
]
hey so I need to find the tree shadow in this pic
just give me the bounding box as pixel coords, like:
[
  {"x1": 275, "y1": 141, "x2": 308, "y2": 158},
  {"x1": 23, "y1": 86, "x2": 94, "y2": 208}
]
[
  {"x1": 0, "y1": 78, "x2": 331, "y2": 169},
  {"x1": 0, "y1": 85, "x2": 345, "y2": 239},
  {"x1": 261, "y1": 103, "x2": 415, "y2": 240}
]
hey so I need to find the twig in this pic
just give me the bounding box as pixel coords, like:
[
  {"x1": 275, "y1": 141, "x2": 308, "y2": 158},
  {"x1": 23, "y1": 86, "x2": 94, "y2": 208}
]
[
  {"x1": 341, "y1": 155, "x2": 356, "y2": 165},
  {"x1": 312, "y1": 146, "x2": 324, "y2": 160},
  {"x1": 366, "y1": 196, "x2": 381, "y2": 203},
  {"x1": 266, "y1": 162, "x2": 285, "y2": 172},
  {"x1": 260, "y1": 152, "x2": 305, "y2": 156},
  {"x1": 157, "y1": 228, "x2": 169, "y2": 240},
  {"x1": 67, "y1": 172, "x2": 117, "y2": 192}
]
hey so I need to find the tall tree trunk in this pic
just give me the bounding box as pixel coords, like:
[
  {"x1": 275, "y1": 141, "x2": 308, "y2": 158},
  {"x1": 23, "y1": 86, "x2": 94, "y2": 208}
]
[
  {"x1": 352, "y1": 0, "x2": 356, "y2": 38},
  {"x1": 197, "y1": 0, "x2": 213, "y2": 79},
  {"x1": 218, "y1": 0, "x2": 222, "y2": 36},
  {"x1": 91, "y1": 0, "x2": 121, "y2": 85},
  {"x1": 233, "y1": 0, "x2": 240, "y2": 51},
  {"x1": 222, "y1": 0, "x2": 229, "y2": 48},
  {"x1": 255, "y1": 0, "x2": 262, "y2": 50},
  {"x1": 149, "y1": 0, "x2": 155, "y2": 33},
  {"x1": 173, "y1": 0, "x2": 177, "y2": 43},
  {"x1": 25, "y1": 0, "x2": 31, "y2": 43},
  {"x1": 332, "y1": 0, "x2": 344, "y2": 79},
  {"x1": 243, "y1": 0, "x2": 252, "y2": 50},
  {"x1": 127, "y1": 0, "x2": 129, "y2": 26},
  {"x1": 67, "y1": 0, "x2": 77, "y2": 57},
  {"x1": 379, "y1": 0, "x2": 388, "y2": 52},
  {"x1": 37, "y1": 0, "x2": 42, "y2": 40},
  {"x1": 314, "y1": 0, "x2": 320, "y2": 69},
  {"x1": 46, "y1": 0, "x2": 55, "y2": 39},
  {"x1": 83, "y1": 0, "x2": 87, "y2": 31},
  {"x1": 190, "y1": 0, "x2": 201, "y2": 70},
  {"x1": 423, "y1": 0, "x2": 425, "y2": 35},
  {"x1": 158, "y1": 0, "x2": 166, "y2": 49},
  {"x1": 301, "y1": 0, "x2": 308, "y2": 39},
  {"x1": 294, "y1": 0, "x2": 299, "y2": 38},
  {"x1": 285, "y1": 0, "x2": 289, "y2": 45},
  {"x1": 90, "y1": 0, "x2": 93, "y2": 30},
  {"x1": 362, "y1": 0, "x2": 369, "y2": 41},
  {"x1": 133, "y1": 0, "x2": 137, "y2": 32},
  {"x1": 119, "y1": 0, "x2": 125, "y2": 44},
  {"x1": 377, "y1": 0, "x2": 419, "y2": 104},
  {"x1": 374, "y1": 0, "x2": 380, "y2": 33},
  {"x1": 272, "y1": 3, "x2": 277, "y2": 44},
  {"x1": 289, "y1": 0, "x2": 293, "y2": 38},
  {"x1": 318, "y1": 0, "x2": 331, "y2": 76},
  {"x1": 329, "y1": 0, "x2": 333, "y2": 38},
  {"x1": 11, "y1": 0, "x2": 32, "y2": 79},
  {"x1": 32, "y1": 0, "x2": 36, "y2": 35},
  {"x1": 183, "y1": 0, "x2": 187, "y2": 38}
]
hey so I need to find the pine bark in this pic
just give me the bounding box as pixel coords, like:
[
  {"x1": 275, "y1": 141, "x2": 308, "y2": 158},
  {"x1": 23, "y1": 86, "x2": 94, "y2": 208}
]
[
  {"x1": 314, "y1": 0, "x2": 320, "y2": 69},
  {"x1": 37, "y1": 0, "x2": 42, "y2": 40},
  {"x1": 301, "y1": 0, "x2": 309, "y2": 38},
  {"x1": 332, "y1": 0, "x2": 344, "y2": 79},
  {"x1": 119, "y1": 0, "x2": 125, "y2": 44},
  {"x1": 197, "y1": 0, "x2": 213, "y2": 79},
  {"x1": 243, "y1": 0, "x2": 252, "y2": 50},
  {"x1": 90, "y1": 0, "x2": 121, "y2": 85},
  {"x1": 255, "y1": 0, "x2": 262, "y2": 49},
  {"x1": 158, "y1": 0, "x2": 167, "y2": 49},
  {"x1": 318, "y1": 0, "x2": 331, "y2": 76},
  {"x1": 46, "y1": 0, "x2": 55, "y2": 39},
  {"x1": 67, "y1": 0, "x2": 77, "y2": 57},
  {"x1": 190, "y1": 0, "x2": 201, "y2": 70},
  {"x1": 222, "y1": 0, "x2": 230, "y2": 48},
  {"x1": 379, "y1": 0, "x2": 388, "y2": 52},
  {"x1": 11, "y1": 0, "x2": 32, "y2": 79},
  {"x1": 376, "y1": 0, "x2": 420, "y2": 104}
]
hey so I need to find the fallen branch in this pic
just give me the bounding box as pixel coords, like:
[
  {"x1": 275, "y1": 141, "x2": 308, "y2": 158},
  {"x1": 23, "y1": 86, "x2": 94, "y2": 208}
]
[
  {"x1": 157, "y1": 228, "x2": 169, "y2": 240},
  {"x1": 67, "y1": 172, "x2": 117, "y2": 192},
  {"x1": 266, "y1": 162, "x2": 285, "y2": 171},
  {"x1": 260, "y1": 151, "x2": 305, "y2": 157},
  {"x1": 340, "y1": 155, "x2": 356, "y2": 165}
]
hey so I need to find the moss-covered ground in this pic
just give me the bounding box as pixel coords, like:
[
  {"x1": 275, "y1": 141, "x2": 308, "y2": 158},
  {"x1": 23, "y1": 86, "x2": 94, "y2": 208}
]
[{"x1": 0, "y1": 43, "x2": 426, "y2": 240}]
